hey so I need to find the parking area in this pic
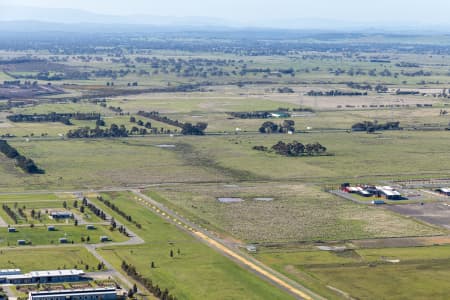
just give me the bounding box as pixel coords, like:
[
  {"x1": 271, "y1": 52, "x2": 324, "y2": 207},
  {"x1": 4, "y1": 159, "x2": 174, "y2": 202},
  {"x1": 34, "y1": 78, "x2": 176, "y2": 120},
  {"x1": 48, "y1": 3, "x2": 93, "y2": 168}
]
[{"x1": 387, "y1": 202, "x2": 450, "y2": 229}]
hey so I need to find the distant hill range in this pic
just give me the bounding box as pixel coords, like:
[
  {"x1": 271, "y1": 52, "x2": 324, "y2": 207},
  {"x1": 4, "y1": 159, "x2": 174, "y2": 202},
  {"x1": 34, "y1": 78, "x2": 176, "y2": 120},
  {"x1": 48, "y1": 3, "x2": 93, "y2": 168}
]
[{"x1": 0, "y1": 5, "x2": 449, "y2": 33}]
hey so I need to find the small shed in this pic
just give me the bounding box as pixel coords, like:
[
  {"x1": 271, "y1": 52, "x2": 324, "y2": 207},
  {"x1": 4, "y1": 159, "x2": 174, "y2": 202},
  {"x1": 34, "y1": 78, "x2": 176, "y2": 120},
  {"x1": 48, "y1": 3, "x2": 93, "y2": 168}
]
[
  {"x1": 8, "y1": 227, "x2": 16, "y2": 233},
  {"x1": 50, "y1": 212, "x2": 73, "y2": 219},
  {"x1": 100, "y1": 236, "x2": 109, "y2": 243},
  {"x1": 86, "y1": 225, "x2": 95, "y2": 230},
  {"x1": 246, "y1": 245, "x2": 257, "y2": 253},
  {"x1": 59, "y1": 238, "x2": 68, "y2": 244},
  {"x1": 436, "y1": 188, "x2": 450, "y2": 196},
  {"x1": 372, "y1": 200, "x2": 386, "y2": 205},
  {"x1": 47, "y1": 226, "x2": 56, "y2": 231},
  {"x1": 17, "y1": 240, "x2": 26, "y2": 245}
]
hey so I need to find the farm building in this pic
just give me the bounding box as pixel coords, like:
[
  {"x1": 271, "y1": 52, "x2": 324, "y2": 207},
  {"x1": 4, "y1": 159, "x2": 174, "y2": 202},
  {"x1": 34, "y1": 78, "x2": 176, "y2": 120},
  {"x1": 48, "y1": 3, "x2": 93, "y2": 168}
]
[
  {"x1": 28, "y1": 287, "x2": 119, "y2": 300},
  {"x1": 1, "y1": 269, "x2": 85, "y2": 284},
  {"x1": 436, "y1": 188, "x2": 450, "y2": 196},
  {"x1": 375, "y1": 186, "x2": 403, "y2": 200},
  {"x1": 50, "y1": 211, "x2": 73, "y2": 219}
]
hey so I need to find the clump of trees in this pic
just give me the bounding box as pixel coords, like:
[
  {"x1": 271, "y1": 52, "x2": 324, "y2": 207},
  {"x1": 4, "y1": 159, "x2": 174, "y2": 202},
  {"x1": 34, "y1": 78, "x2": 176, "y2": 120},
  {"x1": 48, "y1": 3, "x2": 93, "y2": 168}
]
[
  {"x1": 121, "y1": 261, "x2": 177, "y2": 300},
  {"x1": 181, "y1": 122, "x2": 208, "y2": 135},
  {"x1": 67, "y1": 124, "x2": 128, "y2": 138},
  {"x1": 253, "y1": 140, "x2": 328, "y2": 157},
  {"x1": 351, "y1": 121, "x2": 401, "y2": 132},
  {"x1": 0, "y1": 140, "x2": 44, "y2": 174},
  {"x1": 259, "y1": 120, "x2": 295, "y2": 134}
]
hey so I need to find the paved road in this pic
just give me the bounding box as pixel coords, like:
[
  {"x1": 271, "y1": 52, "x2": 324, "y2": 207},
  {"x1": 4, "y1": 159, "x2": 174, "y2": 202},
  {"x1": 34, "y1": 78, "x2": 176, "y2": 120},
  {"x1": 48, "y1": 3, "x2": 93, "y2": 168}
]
[{"x1": 131, "y1": 190, "x2": 324, "y2": 300}]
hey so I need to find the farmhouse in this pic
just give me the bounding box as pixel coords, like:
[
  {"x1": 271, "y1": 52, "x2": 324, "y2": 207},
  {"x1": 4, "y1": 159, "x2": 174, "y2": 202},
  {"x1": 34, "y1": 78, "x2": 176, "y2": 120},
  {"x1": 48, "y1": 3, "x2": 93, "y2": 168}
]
[
  {"x1": 28, "y1": 288, "x2": 120, "y2": 300},
  {"x1": 0, "y1": 269, "x2": 85, "y2": 284},
  {"x1": 436, "y1": 188, "x2": 450, "y2": 196},
  {"x1": 50, "y1": 211, "x2": 73, "y2": 219}
]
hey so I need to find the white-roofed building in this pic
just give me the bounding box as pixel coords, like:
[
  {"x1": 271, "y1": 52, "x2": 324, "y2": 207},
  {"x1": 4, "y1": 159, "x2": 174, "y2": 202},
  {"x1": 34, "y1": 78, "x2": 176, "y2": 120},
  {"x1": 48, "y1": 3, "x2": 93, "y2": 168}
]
[
  {"x1": 29, "y1": 288, "x2": 119, "y2": 300},
  {"x1": 3, "y1": 269, "x2": 85, "y2": 284}
]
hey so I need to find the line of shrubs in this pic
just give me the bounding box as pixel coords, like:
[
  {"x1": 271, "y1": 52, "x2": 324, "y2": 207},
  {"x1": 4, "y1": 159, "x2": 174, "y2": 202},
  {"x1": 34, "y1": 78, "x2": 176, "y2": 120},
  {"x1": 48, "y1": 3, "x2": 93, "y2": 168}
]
[
  {"x1": 121, "y1": 261, "x2": 177, "y2": 300},
  {"x1": 0, "y1": 140, "x2": 44, "y2": 174}
]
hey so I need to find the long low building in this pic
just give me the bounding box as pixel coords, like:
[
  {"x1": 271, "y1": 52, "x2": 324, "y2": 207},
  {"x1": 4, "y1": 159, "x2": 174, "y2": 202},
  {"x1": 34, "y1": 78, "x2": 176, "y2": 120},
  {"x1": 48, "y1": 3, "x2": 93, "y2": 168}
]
[
  {"x1": 29, "y1": 288, "x2": 119, "y2": 300},
  {"x1": 0, "y1": 269, "x2": 85, "y2": 284}
]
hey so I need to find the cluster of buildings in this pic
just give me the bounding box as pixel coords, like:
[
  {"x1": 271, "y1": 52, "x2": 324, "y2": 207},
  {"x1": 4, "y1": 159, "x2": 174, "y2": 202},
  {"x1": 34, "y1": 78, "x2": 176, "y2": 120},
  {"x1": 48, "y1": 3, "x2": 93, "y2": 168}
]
[
  {"x1": 0, "y1": 269, "x2": 123, "y2": 300},
  {"x1": 341, "y1": 183, "x2": 404, "y2": 200}
]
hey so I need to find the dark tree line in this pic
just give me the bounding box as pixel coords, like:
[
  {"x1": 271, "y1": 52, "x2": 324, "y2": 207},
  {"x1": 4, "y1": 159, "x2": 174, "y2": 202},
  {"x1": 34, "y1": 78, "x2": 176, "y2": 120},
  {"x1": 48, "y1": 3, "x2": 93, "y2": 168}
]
[
  {"x1": 137, "y1": 111, "x2": 208, "y2": 135},
  {"x1": 2, "y1": 204, "x2": 18, "y2": 224},
  {"x1": 97, "y1": 196, "x2": 142, "y2": 229},
  {"x1": 229, "y1": 111, "x2": 274, "y2": 119},
  {"x1": 7, "y1": 112, "x2": 100, "y2": 125},
  {"x1": 307, "y1": 90, "x2": 368, "y2": 96},
  {"x1": 137, "y1": 111, "x2": 184, "y2": 128},
  {"x1": 84, "y1": 201, "x2": 107, "y2": 220},
  {"x1": 253, "y1": 140, "x2": 328, "y2": 157},
  {"x1": 121, "y1": 261, "x2": 177, "y2": 300},
  {"x1": 351, "y1": 121, "x2": 401, "y2": 132},
  {"x1": 0, "y1": 140, "x2": 44, "y2": 174}
]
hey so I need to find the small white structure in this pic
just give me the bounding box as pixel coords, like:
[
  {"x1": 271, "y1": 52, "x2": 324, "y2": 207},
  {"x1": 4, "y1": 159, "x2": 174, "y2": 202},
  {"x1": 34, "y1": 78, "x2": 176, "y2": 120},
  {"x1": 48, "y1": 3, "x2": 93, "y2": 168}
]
[{"x1": 29, "y1": 287, "x2": 118, "y2": 300}]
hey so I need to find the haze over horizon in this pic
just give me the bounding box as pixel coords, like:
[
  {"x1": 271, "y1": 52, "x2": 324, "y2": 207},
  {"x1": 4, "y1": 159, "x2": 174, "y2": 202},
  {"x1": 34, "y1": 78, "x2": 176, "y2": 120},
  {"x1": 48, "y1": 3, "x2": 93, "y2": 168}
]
[{"x1": 1, "y1": 0, "x2": 450, "y2": 31}]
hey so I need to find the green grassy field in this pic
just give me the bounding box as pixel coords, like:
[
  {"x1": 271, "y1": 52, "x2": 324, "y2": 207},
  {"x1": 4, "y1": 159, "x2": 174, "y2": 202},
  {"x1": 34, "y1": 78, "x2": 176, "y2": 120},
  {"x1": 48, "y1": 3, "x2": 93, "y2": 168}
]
[
  {"x1": 0, "y1": 247, "x2": 101, "y2": 272},
  {"x1": 256, "y1": 245, "x2": 450, "y2": 299},
  {"x1": 93, "y1": 191, "x2": 294, "y2": 300}
]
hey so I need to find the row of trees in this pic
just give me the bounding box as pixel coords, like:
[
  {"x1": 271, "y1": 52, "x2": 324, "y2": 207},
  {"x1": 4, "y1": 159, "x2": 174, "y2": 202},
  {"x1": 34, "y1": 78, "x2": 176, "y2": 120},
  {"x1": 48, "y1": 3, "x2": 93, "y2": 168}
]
[
  {"x1": 0, "y1": 140, "x2": 44, "y2": 174},
  {"x1": 137, "y1": 111, "x2": 208, "y2": 135},
  {"x1": 259, "y1": 120, "x2": 295, "y2": 134},
  {"x1": 2, "y1": 204, "x2": 18, "y2": 224},
  {"x1": 351, "y1": 121, "x2": 401, "y2": 132},
  {"x1": 7, "y1": 112, "x2": 100, "y2": 125},
  {"x1": 307, "y1": 90, "x2": 368, "y2": 96},
  {"x1": 253, "y1": 141, "x2": 328, "y2": 157},
  {"x1": 97, "y1": 196, "x2": 142, "y2": 229},
  {"x1": 121, "y1": 261, "x2": 177, "y2": 300},
  {"x1": 137, "y1": 111, "x2": 184, "y2": 128}
]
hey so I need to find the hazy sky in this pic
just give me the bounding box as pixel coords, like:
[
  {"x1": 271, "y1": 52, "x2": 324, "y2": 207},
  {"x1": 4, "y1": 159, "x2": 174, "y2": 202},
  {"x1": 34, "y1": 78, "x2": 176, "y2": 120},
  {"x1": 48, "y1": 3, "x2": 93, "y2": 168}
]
[{"x1": 3, "y1": 0, "x2": 450, "y2": 24}]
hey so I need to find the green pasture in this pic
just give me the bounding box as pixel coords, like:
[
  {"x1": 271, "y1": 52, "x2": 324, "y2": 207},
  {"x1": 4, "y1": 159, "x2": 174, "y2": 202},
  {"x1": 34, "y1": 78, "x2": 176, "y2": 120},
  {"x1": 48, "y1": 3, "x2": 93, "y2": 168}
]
[
  {"x1": 256, "y1": 245, "x2": 450, "y2": 300},
  {"x1": 0, "y1": 247, "x2": 101, "y2": 272}
]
